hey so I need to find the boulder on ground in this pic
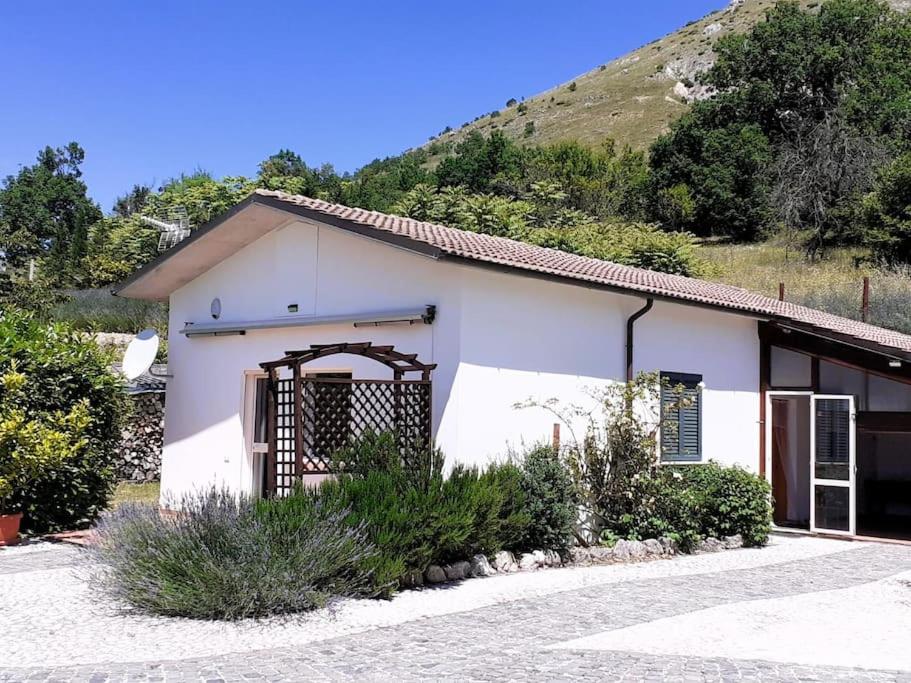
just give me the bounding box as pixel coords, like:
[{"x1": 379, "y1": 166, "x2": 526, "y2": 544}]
[
  {"x1": 424, "y1": 565, "x2": 447, "y2": 584},
  {"x1": 470, "y1": 554, "x2": 495, "y2": 577},
  {"x1": 518, "y1": 553, "x2": 539, "y2": 571},
  {"x1": 401, "y1": 569, "x2": 424, "y2": 588},
  {"x1": 643, "y1": 539, "x2": 663, "y2": 556},
  {"x1": 570, "y1": 547, "x2": 591, "y2": 566},
  {"x1": 627, "y1": 540, "x2": 647, "y2": 560},
  {"x1": 492, "y1": 550, "x2": 518, "y2": 573},
  {"x1": 696, "y1": 537, "x2": 725, "y2": 553},
  {"x1": 659, "y1": 537, "x2": 679, "y2": 555},
  {"x1": 444, "y1": 561, "x2": 471, "y2": 581},
  {"x1": 722, "y1": 534, "x2": 743, "y2": 549},
  {"x1": 612, "y1": 539, "x2": 633, "y2": 561},
  {"x1": 589, "y1": 546, "x2": 614, "y2": 563}
]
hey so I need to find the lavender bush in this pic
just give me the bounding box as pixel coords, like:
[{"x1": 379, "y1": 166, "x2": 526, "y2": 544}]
[{"x1": 87, "y1": 488, "x2": 381, "y2": 620}]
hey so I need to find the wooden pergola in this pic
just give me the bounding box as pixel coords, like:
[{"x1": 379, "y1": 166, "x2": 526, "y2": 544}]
[
  {"x1": 261, "y1": 341, "x2": 436, "y2": 380},
  {"x1": 258, "y1": 342, "x2": 436, "y2": 496}
]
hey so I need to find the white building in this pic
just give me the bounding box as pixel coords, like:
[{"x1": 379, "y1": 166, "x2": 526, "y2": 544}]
[{"x1": 115, "y1": 190, "x2": 911, "y2": 541}]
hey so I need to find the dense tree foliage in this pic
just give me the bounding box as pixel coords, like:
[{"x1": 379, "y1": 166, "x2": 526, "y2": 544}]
[
  {"x1": 0, "y1": 143, "x2": 101, "y2": 279},
  {"x1": 864, "y1": 154, "x2": 911, "y2": 265},
  {"x1": 649, "y1": 0, "x2": 911, "y2": 251}
]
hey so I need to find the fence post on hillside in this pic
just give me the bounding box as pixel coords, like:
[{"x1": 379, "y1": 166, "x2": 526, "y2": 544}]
[
  {"x1": 778, "y1": 282, "x2": 785, "y2": 301},
  {"x1": 862, "y1": 276, "x2": 870, "y2": 323},
  {"x1": 552, "y1": 423, "x2": 561, "y2": 452}
]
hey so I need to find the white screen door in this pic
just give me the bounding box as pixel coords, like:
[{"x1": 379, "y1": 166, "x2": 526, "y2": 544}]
[{"x1": 810, "y1": 395, "x2": 855, "y2": 535}]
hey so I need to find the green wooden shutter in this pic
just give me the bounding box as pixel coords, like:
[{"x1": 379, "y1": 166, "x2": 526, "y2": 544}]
[{"x1": 661, "y1": 372, "x2": 702, "y2": 462}]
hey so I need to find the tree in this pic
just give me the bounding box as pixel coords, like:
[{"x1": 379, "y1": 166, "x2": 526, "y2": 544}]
[
  {"x1": 863, "y1": 153, "x2": 911, "y2": 265},
  {"x1": 435, "y1": 131, "x2": 523, "y2": 193},
  {"x1": 770, "y1": 112, "x2": 888, "y2": 256},
  {"x1": 0, "y1": 142, "x2": 101, "y2": 283},
  {"x1": 112, "y1": 184, "x2": 152, "y2": 217},
  {"x1": 649, "y1": 116, "x2": 772, "y2": 239},
  {"x1": 648, "y1": 0, "x2": 911, "y2": 243}
]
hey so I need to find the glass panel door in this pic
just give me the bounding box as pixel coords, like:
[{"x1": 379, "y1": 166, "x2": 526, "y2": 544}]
[{"x1": 810, "y1": 395, "x2": 855, "y2": 535}]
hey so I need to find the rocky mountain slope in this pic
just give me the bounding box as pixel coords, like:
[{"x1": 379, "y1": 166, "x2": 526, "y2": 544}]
[{"x1": 425, "y1": 0, "x2": 909, "y2": 154}]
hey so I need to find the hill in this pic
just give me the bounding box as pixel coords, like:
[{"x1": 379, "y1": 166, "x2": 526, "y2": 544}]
[{"x1": 424, "y1": 0, "x2": 909, "y2": 156}]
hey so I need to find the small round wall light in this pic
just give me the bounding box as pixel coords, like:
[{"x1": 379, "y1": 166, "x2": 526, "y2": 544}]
[{"x1": 210, "y1": 297, "x2": 222, "y2": 320}]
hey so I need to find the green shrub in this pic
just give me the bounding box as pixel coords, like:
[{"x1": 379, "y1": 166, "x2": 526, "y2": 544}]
[
  {"x1": 519, "y1": 445, "x2": 577, "y2": 551},
  {"x1": 606, "y1": 464, "x2": 771, "y2": 550},
  {"x1": 332, "y1": 429, "x2": 443, "y2": 490},
  {"x1": 310, "y1": 469, "x2": 474, "y2": 592},
  {"x1": 675, "y1": 462, "x2": 772, "y2": 547},
  {"x1": 0, "y1": 309, "x2": 125, "y2": 533},
  {"x1": 480, "y1": 461, "x2": 531, "y2": 551},
  {"x1": 318, "y1": 434, "x2": 547, "y2": 590},
  {"x1": 610, "y1": 468, "x2": 702, "y2": 551},
  {"x1": 311, "y1": 462, "x2": 523, "y2": 591},
  {"x1": 89, "y1": 489, "x2": 379, "y2": 620}
]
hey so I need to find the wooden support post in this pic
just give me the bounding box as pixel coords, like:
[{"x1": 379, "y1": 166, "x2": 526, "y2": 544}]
[
  {"x1": 552, "y1": 423, "x2": 561, "y2": 452},
  {"x1": 266, "y1": 369, "x2": 278, "y2": 497},
  {"x1": 292, "y1": 361, "x2": 304, "y2": 481},
  {"x1": 779, "y1": 282, "x2": 785, "y2": 301},
  {"x1": 862, "y1": 276, "x2": 870, "y2": 323}
]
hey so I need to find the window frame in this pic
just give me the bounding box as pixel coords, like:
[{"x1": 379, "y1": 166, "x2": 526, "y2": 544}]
[{"x1": 660, "y1": 371, "x2": 703, "y2": 463}]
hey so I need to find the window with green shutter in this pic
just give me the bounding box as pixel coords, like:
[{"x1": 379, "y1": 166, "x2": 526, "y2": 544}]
[{"x1": 660, "y1": 372, "x2": 702, "y2": 462}]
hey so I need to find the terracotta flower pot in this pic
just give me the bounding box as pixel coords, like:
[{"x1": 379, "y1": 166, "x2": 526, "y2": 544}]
[{"x1": 0, "y1": 513, "x2": 23, "y2": 546}]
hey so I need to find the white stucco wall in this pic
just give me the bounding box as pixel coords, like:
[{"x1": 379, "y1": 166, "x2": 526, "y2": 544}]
[{"x1": 160, "y1": 215, "x2": 763, "y2": 503}]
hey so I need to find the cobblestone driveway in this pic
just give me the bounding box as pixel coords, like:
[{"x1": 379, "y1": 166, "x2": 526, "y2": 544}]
[{"x1": 2, "y1": 539, "x2": 911, "y2": 682}]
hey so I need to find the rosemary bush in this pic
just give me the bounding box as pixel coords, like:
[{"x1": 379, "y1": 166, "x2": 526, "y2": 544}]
[{"x1": 88, "y1": 489, "x2": 380, "y2": 620}]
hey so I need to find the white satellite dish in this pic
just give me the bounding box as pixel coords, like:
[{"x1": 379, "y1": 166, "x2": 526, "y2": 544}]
[{"x1": 122, "y1": 328, "x2": 160, "y2": 380}]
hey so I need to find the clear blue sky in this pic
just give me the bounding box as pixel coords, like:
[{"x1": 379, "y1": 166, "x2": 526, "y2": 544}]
[{"x1": 1, "y1": 1, "x2": 721, "y2": 212}]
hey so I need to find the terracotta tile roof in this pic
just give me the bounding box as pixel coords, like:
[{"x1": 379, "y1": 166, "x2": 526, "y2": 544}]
[{"x1": 256, "y1": 189, "x2": 911, "y2": 356}]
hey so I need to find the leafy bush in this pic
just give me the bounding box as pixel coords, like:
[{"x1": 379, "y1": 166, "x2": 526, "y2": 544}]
[
  {"x1": 518, "y1": 445, "x2": 577, "y2": 552},
  {"x1": 332, "y1": 429, "x2": 443, "y2": 490},
  {"x1": 480, "y1": 462, "x2": 531, "y2": 552},
  {"x1": 89, "y1": 489, "x2": 379, "y2": 620},
  {"x1": 603, "y1": 464, "x2": 771, "y2": 551},
  {"x1": 609, "y1": 468, "x2": 703, "y2": 550},
  {"x1": 310, "y1": 469, "x2": 473, "y2": 593},
  {"x1": 525, "y1": 374, "x2": 770, "y2": 550},
  {"x1": 315, "y1": 451, "x2": 530, "y2": 591},
  {"x1": 0, "y1": 391, "x2": 92, "y2": 515},
  {"x1": 0, "y1": 309, "x2": 125, "y2": 533},
  {"x1": 675, "y1": 462, "x2": 772, "y2": 547}
]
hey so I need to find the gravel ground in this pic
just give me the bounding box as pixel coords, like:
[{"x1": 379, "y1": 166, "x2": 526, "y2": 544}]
[
  {"x1": 0, "y1": 536, "x2": 854, "y2": 668},
  {"x1": 553, "y1": 568, "x2": 911, "y2": 671},
  {"x1": 3, "y1": 535, "x2": 911, "y2": 682}
]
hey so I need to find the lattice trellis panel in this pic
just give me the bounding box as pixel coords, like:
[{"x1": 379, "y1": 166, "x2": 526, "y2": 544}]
[
  {"x1": 271, "y1": 379, "x2": 296, "y2": 496},
  {"x1": 266, "y1": 377, "x2": 432, "y2": 497}
]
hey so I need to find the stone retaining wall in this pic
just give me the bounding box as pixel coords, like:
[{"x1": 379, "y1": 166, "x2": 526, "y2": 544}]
[{"x1": 116, "y1": 392, "x2": 164, "y2": 482}]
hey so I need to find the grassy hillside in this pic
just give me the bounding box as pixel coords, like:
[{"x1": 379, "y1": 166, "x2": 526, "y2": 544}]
[
  {"x1": 701, "y1": 243, "x2": 911, "y2": 334},
  {"x1": 424, "y1": 0, "x2": 907, "y2": 157}
]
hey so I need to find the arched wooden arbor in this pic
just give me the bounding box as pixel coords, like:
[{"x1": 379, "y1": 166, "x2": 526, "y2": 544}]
[{"x1": 259, "y1": 343, "x2": 436, "y2": 496}]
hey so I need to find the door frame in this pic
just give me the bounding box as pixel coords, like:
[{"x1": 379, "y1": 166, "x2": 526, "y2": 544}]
[
  {"x1": 809, "y1": 394, "x2": 856, "y2": 536},
  {"x1": 764, "y1": 391, "x2": 814, "y2": 489}
]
